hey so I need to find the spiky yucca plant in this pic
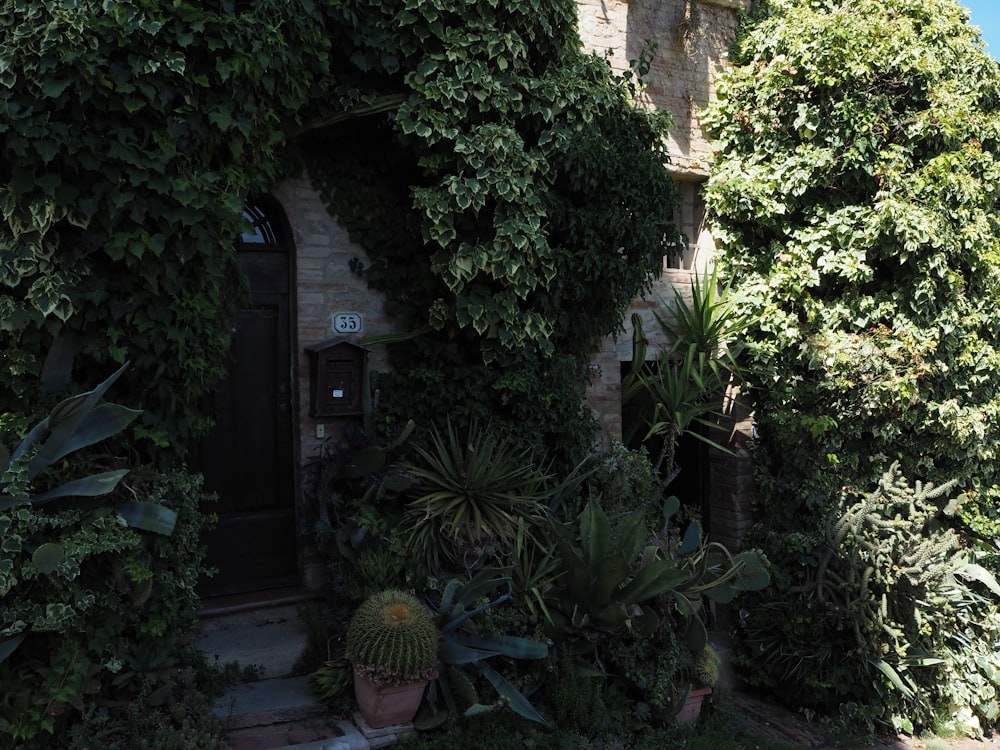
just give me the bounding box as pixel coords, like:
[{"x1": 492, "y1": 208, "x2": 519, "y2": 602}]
[
  {"x1": 403, "y1": 420, "x2": 562, "y2": 572},
  {"x1": 345, "y1": 590, "x2": 438, "y2": 687}
]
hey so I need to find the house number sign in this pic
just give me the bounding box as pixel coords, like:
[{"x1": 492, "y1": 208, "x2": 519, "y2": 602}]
[{"x1": 332, "y1": 312, "x2": 362, "y2": 334}]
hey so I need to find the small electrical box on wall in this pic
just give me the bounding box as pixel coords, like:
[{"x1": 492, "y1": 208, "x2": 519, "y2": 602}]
[{"x1": 304, "y1": 339, "x2": 370, "y2": 418}]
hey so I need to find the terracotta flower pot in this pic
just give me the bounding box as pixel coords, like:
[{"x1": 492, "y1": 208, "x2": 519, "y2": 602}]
[
  {"x1": 353, "y1": 671, "x2": 429, "y2": 728},
  {"x1": 675, "y1": 686, "x2": 713, "y2": 725}
]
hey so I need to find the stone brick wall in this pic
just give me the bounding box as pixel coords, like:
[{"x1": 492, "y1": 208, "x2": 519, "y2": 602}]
[
  {"x1": 577, "y1": 0, "x2": 744, "y2": 176},
  {"x1": 580, "y1": 0, "x2": 741, "y2": 435},
  {"x1": 578, "y1": 0, "x2": 755, "y2": 547},
  {"x1": 273, "y1": 176, "x2": 397, "y2": 459}
]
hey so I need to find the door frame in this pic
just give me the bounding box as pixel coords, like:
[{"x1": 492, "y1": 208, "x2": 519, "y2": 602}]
[{"x1": 197, "y1": 195, "x2": 302, "y2": 597}]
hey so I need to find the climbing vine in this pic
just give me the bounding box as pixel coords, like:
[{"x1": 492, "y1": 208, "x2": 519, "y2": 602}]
[
  {"x1": 703, "y1": 0, "x2": 1000, "y2": 526},
  {"x1": 2, "y1": 0, "x2": 682, "y2": 464},
  {"x1": 308, "y1": 0, "x2": 683, "y2": 460},
  {"x1": 0, "y1": 0, "x2": 332, "y2": 453},
  {"x1": 704, "y1": 0, "x2": 1000, "y2": 731}
]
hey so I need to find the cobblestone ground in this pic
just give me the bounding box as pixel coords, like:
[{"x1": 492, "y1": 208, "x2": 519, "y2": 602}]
[{"x1": 732, "y1": 692, "x2": 1000, "y2": 750}]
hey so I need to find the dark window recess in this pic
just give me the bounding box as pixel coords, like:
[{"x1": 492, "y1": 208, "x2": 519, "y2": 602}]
[{"x1": 620, "y1": 360, "x2": 708, "y2": 519}]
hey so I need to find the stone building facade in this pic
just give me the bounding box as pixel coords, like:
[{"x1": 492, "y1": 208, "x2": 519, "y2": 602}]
[
  {"x1": 259, "y1": 0, "x2": 754, "y2": 588},
  {"x1": 576, "y1": 0, "x2": 754, "y2": 549}
]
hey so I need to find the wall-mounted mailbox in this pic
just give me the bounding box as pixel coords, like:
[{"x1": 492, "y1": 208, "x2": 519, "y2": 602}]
[{"x1": 304, "y1": 338, "x2": 370, "y2": 417}]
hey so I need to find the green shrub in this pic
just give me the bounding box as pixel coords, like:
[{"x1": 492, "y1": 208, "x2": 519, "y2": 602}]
[
  {"x1": 704, "y1": 0, "x2": 1000, "y2": 732},
  {"x1": 304, "y1": 423, "x2": 422, "y2": 606},
  {"x1": 577, "y1": 441, "x2": 664, "y2": 522},
  {"x1": 704, "y1": 0, "x2": 1000, "y2": 527},
  {"x1": 0, "y1": 468, "x2": 218, "y2": 745},
  {"x1": 734, "y1": 464, "x2": 1000, "y2": 734}
]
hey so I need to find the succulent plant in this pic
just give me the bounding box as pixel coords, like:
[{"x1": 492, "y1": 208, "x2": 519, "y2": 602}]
[
  {"x1": 545, "y1": 497, "x2": 769, "y2": 654},
  {"x1": 430, "y1": 571, "x2": 551, "y2": 726},
  {"x1": 693, "y1": 644, "x2": 721, "y2": 688},
  {"x1": 345, "y1": 590, "x2": 439, "y2": 687}
]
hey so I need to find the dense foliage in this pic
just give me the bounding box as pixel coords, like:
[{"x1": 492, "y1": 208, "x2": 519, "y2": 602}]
[
  {"x1": 307, "y1": 0, "x2": 683, "y2": 461},
  {"x1": 736, "y1": 465, "x2": 1000, "y2": 735},
  {"x1": 0, "y1": 0, "x2": 332, "y2": 454},
  {"x1": 2, "y1": 0, "x2": 683, "y2": 467},
  {"x1": 703, "y1": 0, "x2": 1000, "y2": 731},
  {"x1": 705, "y1": 0, "x2": 1000, "y2": 524},
  {"x1": 0, "y1": 367, "x2": 224, "y2": 747},
  {"x1": 1, "y1": 467, "x2": 220, "y2": 747},
  {"x1": 308, "y1": 426, "x2": 767, "y2": 737}
]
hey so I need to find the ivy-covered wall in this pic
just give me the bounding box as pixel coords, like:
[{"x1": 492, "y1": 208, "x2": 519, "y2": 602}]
[
  {"x1": 0, "y1": 0, "x2": 753, "y2": 595},
  {"x1": 579, "y1": 0, "x2": 754, "y2": 553},
  {"x1": 577, "y1": 0, "x2": 745, "y2": 442},
  {"x1": 278, "y1": 0, "x2": 752, "y2": 554}
]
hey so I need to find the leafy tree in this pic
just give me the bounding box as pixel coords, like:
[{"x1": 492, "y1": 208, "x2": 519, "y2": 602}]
[
  {"x1": 703, "y1": 0, "x2": 1000, "y2": 727},
  {"x1": 705, "y1": 0, "x2": 1000, "y2": 527}
]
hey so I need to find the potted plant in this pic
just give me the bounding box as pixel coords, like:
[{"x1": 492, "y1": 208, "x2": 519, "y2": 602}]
[
  {"x1": 345, "y1": 589, "x2": 439, "y2": 728},
  {"x1": 544, "y1": 496, "x2": 766, "y2": 725},
  {"x1": 674, "y1": 643, "x2": 721, "y2": 724}
]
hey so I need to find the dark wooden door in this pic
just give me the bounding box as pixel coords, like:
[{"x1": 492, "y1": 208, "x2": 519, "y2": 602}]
[{"x1": 198, "y1": 241, "x2": 298, "y2": 596}]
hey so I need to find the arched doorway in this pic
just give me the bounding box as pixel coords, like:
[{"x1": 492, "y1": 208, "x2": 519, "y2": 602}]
[{"x1": 197, "y1": 197, "x2": 298, "y2": 596}]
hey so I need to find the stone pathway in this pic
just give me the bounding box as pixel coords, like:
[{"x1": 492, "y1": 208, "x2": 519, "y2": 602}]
[
  {"x1": 731, "y1": 692, "x2": 1000, "y2": 750},
  {"x1": 219, "y1": 691, "x2": 1000, "y2": 750}
]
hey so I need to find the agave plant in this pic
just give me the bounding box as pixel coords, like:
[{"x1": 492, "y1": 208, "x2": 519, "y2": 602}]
[
  {"x1": 422, "y1": 570, "x2": 551, "y2": 727},
  {"x1": 0, "y1": 362, "x2": 176, "y2": 534},
  {"x1": 545, "y1": 498, "x2": 684, "y2": 641},
  {"x1": 403, "y1": 421, "x2": 565, "y2": 573},
  {"x1": 658, "y1": 265, "x2": 749, "y2": 359},
  {"x1": 0, "y1": 363, "x2": 176, "y2": 666},
  {"x1": 546, "y1": 497, "x2": 769, "y2": 654}
]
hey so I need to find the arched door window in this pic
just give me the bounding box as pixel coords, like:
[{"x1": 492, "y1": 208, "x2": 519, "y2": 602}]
[{"x1": 239, "y1": 198, "x2": 284, "y2": 248}]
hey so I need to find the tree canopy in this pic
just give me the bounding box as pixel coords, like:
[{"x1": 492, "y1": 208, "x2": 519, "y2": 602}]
[{"x1": 705, "y1": 0, "x2": 1000, "y2": 526}]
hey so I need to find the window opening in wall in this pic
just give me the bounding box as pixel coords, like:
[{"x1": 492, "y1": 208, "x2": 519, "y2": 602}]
[
  {"x1": 239, "y1": 201, "x2": 282, "y2": 247},
  {"x1": 667, "y1": 181, "x2": 712, "y2": 271}
]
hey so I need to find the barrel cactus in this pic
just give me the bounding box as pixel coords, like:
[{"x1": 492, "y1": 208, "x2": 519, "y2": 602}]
[
  {"x1": 694, "y1": 644, "x2": 721, "y2": 688},
  {"x1": 346, "y1": 590, "x2": 439, "y2": 687}
]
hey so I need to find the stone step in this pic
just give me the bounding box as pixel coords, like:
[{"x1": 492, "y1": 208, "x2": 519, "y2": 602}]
[
  {"x1": 215, "y1": 676, "x2": 419, "y2": 750},
  {"x1": 216, "y1": 676, "x2": 367, "y2": 750},
  {"x1": 197, "y1": 598, "x2": 415, "y2": 749},
  {"x1": 196, "y1": 603, "x2": 309, "y2": 679},
  {"x1": 216, "y1": 675, "x2": 325, "y2": 729}
]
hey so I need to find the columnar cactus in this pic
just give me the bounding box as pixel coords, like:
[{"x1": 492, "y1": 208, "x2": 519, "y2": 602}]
[{"x1": 345, "y1": 590, "x2": 438, "y2": 687}]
